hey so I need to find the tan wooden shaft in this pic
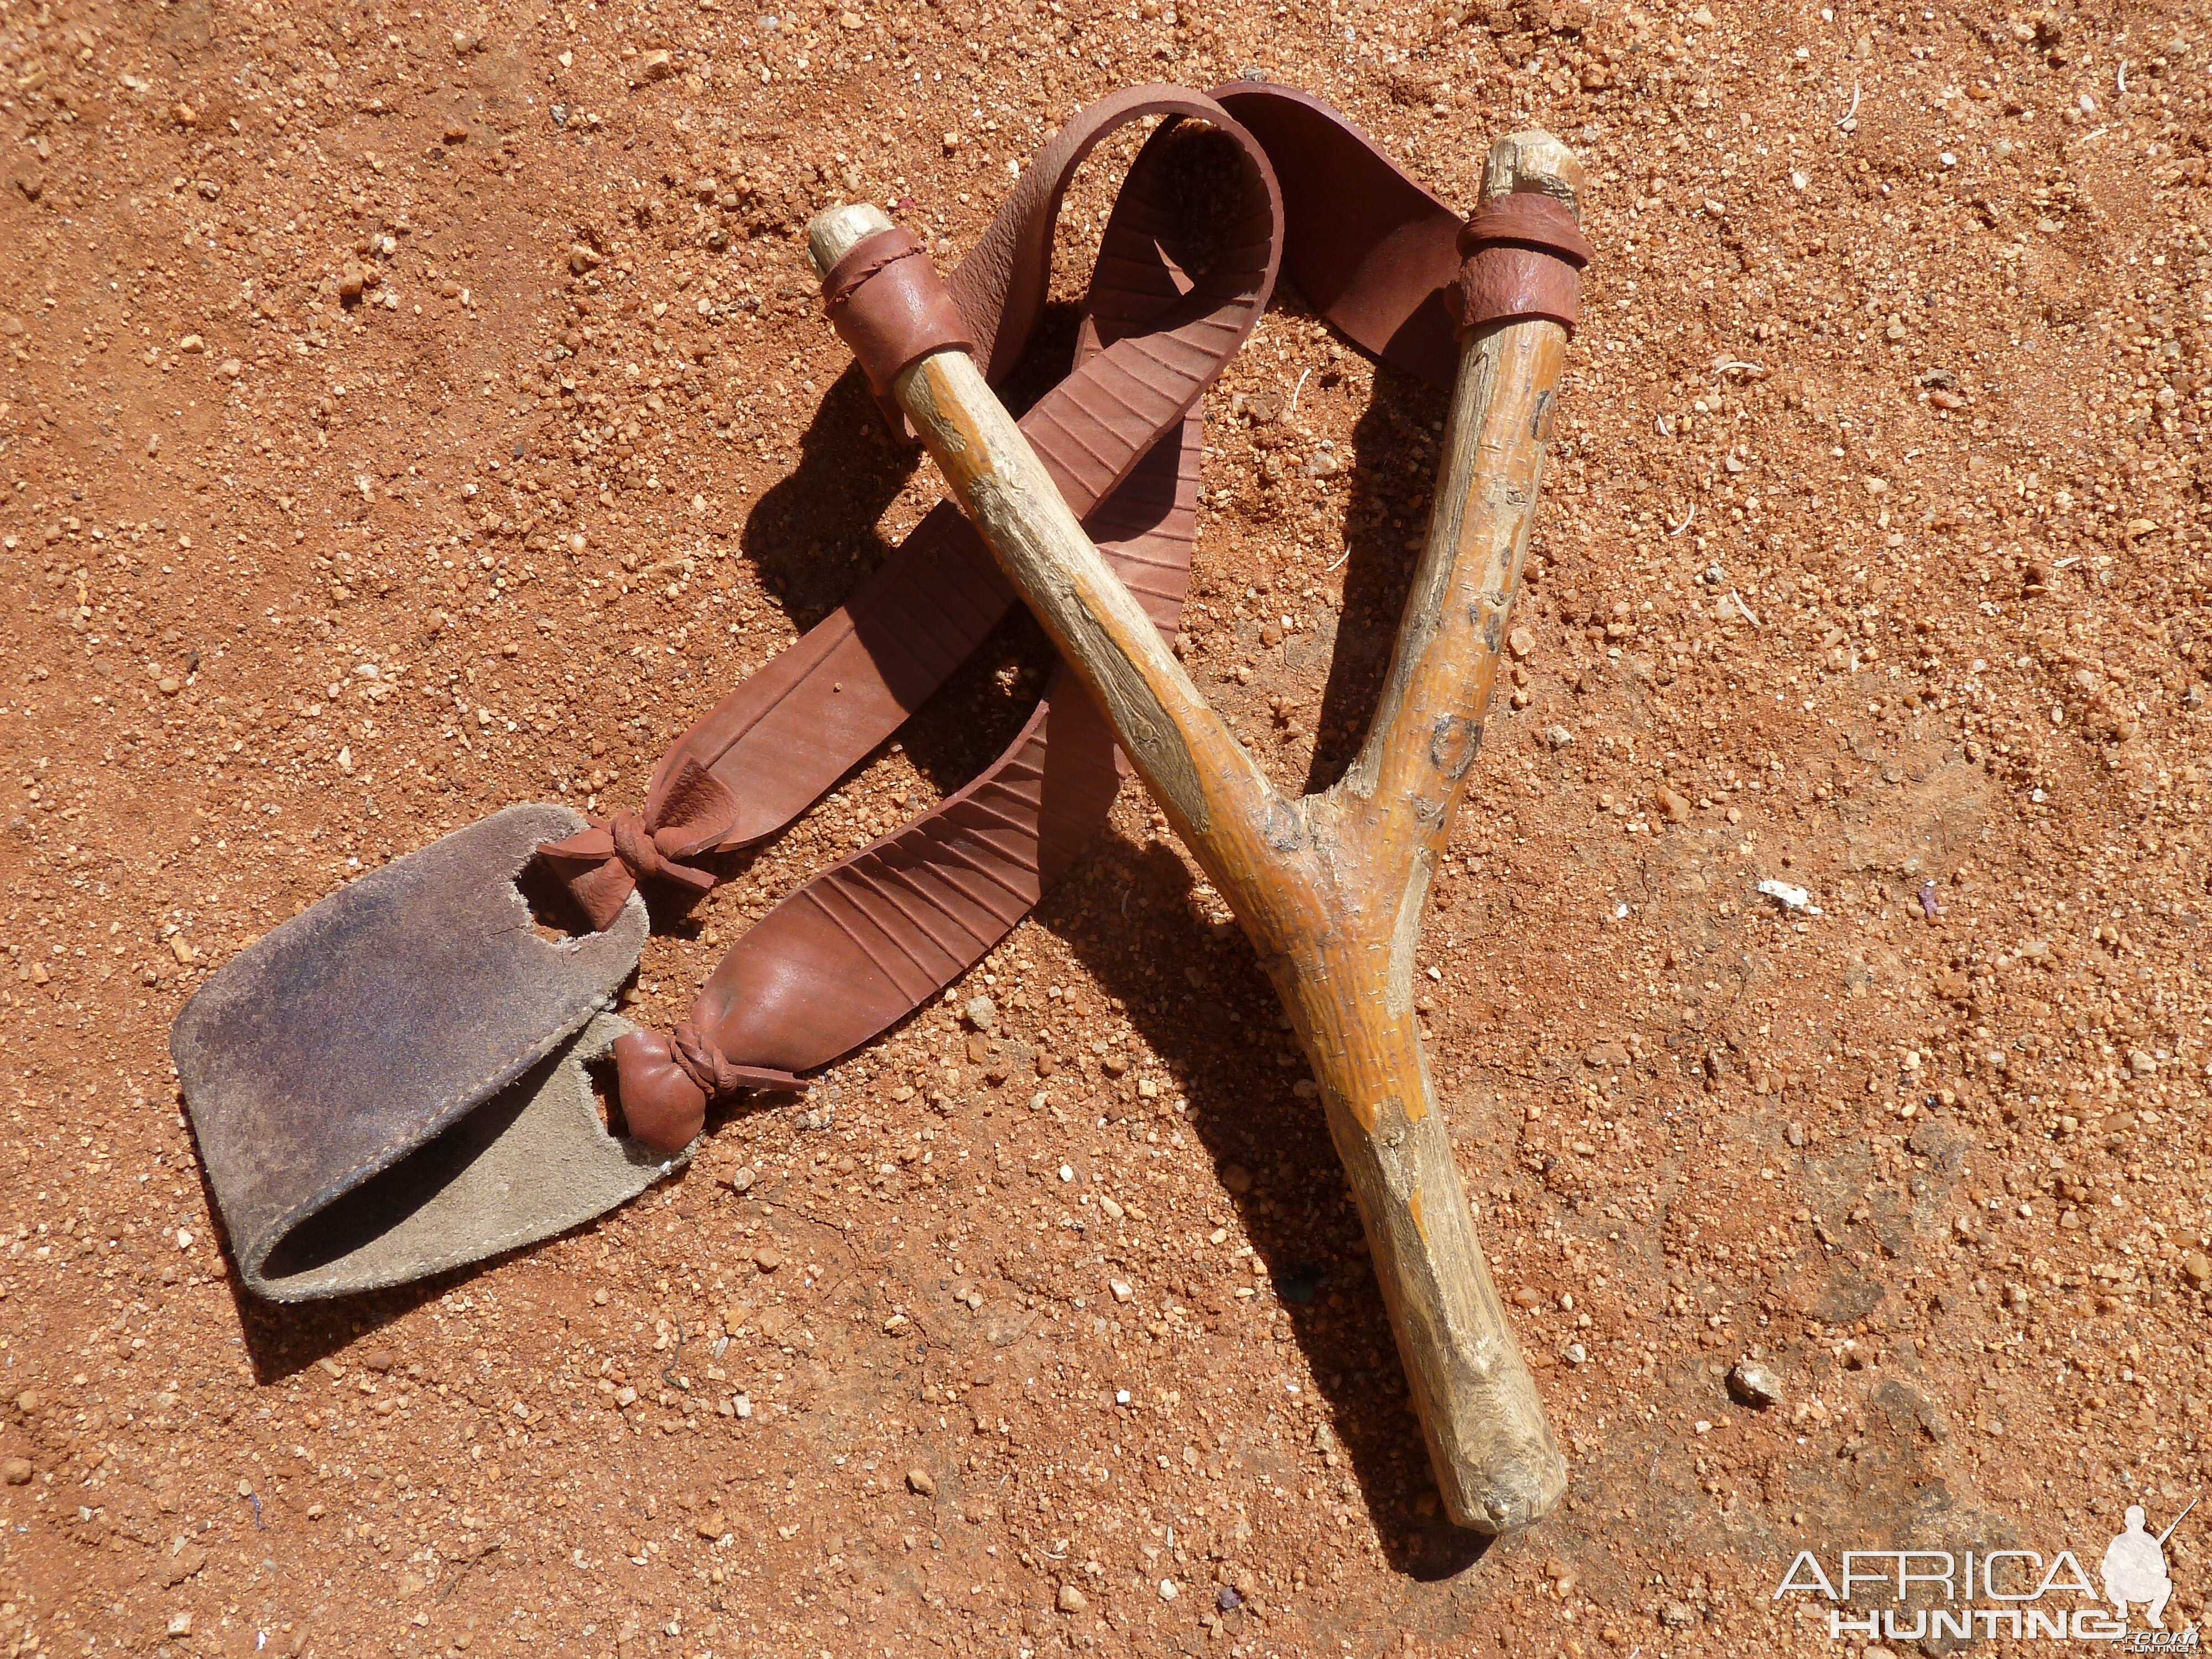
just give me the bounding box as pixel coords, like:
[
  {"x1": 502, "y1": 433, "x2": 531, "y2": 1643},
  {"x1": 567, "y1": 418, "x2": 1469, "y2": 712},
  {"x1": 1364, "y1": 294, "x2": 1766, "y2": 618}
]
[{"x1": 808, "y1": 137, "x2": 1579, "y2": 1530}]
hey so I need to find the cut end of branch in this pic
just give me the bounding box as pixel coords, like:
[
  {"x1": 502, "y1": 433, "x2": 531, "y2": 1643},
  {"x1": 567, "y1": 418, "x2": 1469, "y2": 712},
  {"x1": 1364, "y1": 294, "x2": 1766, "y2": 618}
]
[
  {"x1": 1481, "y1": 129, "x2": 1585, "y2": 220},
  {"x1": 805, "y1": 202, "x2": 894, "y2": 281}
]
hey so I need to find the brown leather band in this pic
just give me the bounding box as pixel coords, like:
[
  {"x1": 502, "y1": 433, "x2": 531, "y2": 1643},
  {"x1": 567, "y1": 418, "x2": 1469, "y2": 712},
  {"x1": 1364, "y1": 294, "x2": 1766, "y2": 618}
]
[
  {"x1": 821, "y1": 225, "x2": 975, "y2": 407},
  {"x1": 1448, "y1": 191, "x2": 1592, "y2": 338},
  {"x1": 548, "y1": 83, "x2": 1592, "y2": 1151}
]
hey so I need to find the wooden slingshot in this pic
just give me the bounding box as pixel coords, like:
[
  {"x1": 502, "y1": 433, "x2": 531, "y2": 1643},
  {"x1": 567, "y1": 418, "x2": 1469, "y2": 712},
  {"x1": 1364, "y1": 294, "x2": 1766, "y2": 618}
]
[{"x1": 808, "y1": 129, "x2": 1583, "y2": 1532}]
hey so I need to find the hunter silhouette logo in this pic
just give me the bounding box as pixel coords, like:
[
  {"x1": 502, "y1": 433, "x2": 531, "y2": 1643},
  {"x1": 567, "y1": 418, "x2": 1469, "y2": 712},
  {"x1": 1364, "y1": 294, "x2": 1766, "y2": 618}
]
[
  {"x1": 1775, "y1": 1496, "x2": 2200, "y2": 1646},
  {"x1": 2105, "y1": 1500, "x2": 2195, "y2": 1630}
]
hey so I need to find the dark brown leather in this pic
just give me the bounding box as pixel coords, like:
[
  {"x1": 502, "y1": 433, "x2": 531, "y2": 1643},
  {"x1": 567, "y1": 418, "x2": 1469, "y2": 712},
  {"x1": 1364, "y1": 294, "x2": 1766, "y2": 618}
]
[
  {"x1": 822, "y1": 226, "x2": 976, "y2": 400},
  {"x1": 576, "y1": 81, "x2": 1584, "y2": 1153},
  {"x1": 1448, "y1": 191, "x2": 1592, "y2": 337}
]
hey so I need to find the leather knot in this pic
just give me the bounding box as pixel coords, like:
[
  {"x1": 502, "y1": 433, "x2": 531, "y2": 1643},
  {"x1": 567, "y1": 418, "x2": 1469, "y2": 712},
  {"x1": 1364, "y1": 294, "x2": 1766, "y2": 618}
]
[
  {"x1": 670, "y1": 1020, "x2": 739, "y2": 1099},
  {"x1": 606, "y1": 808, "x2": 667, "y2": 883},
  {"x1": 537, "y1": 755, "x2": 739, "y2": 931},
  {"x1": 609, "y1": 1024, "x2": 808, "y2": 1154}
]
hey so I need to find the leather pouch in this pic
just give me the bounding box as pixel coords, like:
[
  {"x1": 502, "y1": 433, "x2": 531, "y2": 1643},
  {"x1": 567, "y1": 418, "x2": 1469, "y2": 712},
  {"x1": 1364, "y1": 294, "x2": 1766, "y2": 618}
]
[{"x1": 170, "y1": 804, "x2": 675, "y2": 1301}]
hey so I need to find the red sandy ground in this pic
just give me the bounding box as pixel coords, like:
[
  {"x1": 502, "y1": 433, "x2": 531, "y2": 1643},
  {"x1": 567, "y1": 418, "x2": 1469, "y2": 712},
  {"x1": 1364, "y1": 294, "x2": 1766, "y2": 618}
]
[{"x1": 2, "y1": 0, "x2": 2210, "y2": 1655}]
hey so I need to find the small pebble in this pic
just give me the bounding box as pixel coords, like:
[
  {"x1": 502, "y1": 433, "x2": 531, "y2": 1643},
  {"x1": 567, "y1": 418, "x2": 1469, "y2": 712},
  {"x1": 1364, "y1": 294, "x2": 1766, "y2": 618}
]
[
  {"x1": 1727, "y1": 1360, "x2": 1783, "y2": 1409},
  {"x1": 963, "y1": 994, "x2": 997, "y2": 1032},
  {"x1": 1, "y1": 1457, "x2": 30, "y2": 1485},
  {"x1": 1217, "y1": 1585, "x2": 1243, "y2": 1612},
  {"x1": 754, "y1": 1246, "x2": 784, "y2": 1272},
  {"x1": 1159, "y1": 1578, "x2": 1179, "y2": 1601},
  {"x1": 2182, "y1": 1251, "x2": 2211, "y2": 1288},
  {"x1": 1223, "y1": 1164, "x2": 1252, "y2": 1195},
  {"x1": 635, "y1": 48, "x2": 676, "y2": 83},
  {"x1": 178, "y1": 333, "x2": 204, "y2": 353},
  {"x1": 906, "y1": 1468, "x2": 936, "y2": 1497},
  {"x1": 1507, "y1": 626, "x2": 1536, "y2": 659},
  {"x1": 1545, "y1": 724, "x2": 1574, "y2": 750},
  {"x1": 1510, "y1": 1286, "x2": 1545, "y2": 1310},
  {"x1": 1057, "y1": 1584, "x2": 1087, "y2": 1613},
  {"x1": 728, "y1": 1167, "x2": 755, "y2": 1193},
  {"x1": 15, "y1": 1389, "x2": 42, "y2": 1416}
]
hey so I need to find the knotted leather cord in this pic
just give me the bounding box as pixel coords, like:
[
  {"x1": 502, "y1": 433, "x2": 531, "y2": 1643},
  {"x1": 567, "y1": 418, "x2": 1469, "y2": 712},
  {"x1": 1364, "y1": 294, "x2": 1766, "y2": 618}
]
[{"x1": 546, "y1": 82, "x2": 1581, "y2": 1152}]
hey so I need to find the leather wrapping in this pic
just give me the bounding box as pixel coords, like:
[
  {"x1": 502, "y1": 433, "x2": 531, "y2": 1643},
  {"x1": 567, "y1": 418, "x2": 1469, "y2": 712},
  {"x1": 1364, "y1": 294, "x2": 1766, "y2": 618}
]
[
  {"x1": 1448, "y1": 191, "x2": 1592, "y2": 337},
  {"x1": 822, "y1": 226, "x2": 976, "y2": 397}
]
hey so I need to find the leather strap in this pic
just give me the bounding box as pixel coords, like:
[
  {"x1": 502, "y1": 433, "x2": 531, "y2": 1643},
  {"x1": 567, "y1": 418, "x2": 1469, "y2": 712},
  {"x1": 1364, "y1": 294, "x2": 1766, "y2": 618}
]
[{"x1": 541, "y1": 82, "x2": 1589, "y2": 1151}]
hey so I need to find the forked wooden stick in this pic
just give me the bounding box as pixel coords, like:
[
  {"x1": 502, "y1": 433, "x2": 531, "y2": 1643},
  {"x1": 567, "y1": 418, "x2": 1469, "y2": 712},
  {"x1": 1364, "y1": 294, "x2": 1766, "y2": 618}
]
[{"x1": 808, "y1": 131, "x2": 1582, "y2": 1532}]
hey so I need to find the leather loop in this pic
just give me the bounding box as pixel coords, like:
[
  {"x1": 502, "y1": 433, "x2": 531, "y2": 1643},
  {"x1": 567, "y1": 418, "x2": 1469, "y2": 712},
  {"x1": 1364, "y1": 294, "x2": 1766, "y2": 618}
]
[{"x1": 1447, "y1": 190, "x2": 1591, "y2": 337}]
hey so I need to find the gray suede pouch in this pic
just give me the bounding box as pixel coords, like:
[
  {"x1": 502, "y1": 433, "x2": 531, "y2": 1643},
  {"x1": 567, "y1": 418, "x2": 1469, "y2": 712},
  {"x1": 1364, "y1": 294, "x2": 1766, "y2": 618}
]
[{"x1": 170, "y1": 803, "x2": 680, "y2": 1301}]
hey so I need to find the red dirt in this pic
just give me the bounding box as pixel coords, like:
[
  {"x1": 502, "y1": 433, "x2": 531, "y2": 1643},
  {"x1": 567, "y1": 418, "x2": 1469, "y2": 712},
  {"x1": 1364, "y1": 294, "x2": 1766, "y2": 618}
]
[{"x1": 3, "y1": 0, "x2": 2210, "y2": 1655}]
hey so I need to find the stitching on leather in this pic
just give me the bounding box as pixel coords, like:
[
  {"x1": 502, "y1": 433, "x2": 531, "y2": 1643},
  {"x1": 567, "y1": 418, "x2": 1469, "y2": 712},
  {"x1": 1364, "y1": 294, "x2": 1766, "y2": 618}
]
[{"x1": 823, "y1": 238, "x2": 928, "y2": 313}]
